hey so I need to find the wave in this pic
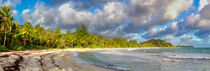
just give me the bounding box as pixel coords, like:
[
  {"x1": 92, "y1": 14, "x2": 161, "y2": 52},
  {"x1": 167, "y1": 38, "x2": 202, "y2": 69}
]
[
  {"x1": 100, "y1": 65, "x2": 130, "y2": 71},
  {"x1": 75, "y1": 52, "x2": 130, "y2": 71},
  {"x1": 76, "y1": 48, "x2": 210, "y2": 71},
  {"x1": 127, "y1": 48, "x2": 161, "y2": 51},
  {"x1": 97, "y1": 50, "x2": 210, "y2": 60},
  {"x1": 165, "y1": 54, "x2": 210, "y2": 60}
]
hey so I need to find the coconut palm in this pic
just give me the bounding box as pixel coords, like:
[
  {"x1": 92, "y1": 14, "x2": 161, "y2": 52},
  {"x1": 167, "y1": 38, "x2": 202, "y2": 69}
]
[
  {"x1": 21, "y1": 22, "x2": 33, "y2": 47},
  {"x1": 52, "y1": 28, "x2": 61, "y2": 48},
  {"x1": 10, "y1": 23, "x2": 17, "y2": 48},
  {"x1": 0, "y1": 6, "x2": 17, "y2": 47}
]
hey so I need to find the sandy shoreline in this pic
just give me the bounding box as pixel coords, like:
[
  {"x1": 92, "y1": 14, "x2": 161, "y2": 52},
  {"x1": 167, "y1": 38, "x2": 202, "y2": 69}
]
[
  {"x1": 0, "y1": 49, "x2": 116, "y2": 71},
  {"x1": 0, "y1": 48, "x2": 179, "y2": 71}
]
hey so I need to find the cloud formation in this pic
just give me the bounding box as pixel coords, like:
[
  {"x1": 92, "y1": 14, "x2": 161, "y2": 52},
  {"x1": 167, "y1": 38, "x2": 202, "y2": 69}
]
[
  {"x1": 21, "y1": 0, "x2": 194, "y2": 39},
  {"x1": 144, "y1": 0, "x2": 210, "y2": 46},
  {"x1": 1, "y1": 0, "x2": 21, "y2": 7}
]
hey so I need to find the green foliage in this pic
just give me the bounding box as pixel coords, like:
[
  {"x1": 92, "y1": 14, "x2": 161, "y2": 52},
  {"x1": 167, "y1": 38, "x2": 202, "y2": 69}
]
[
  {"x1": 140, "y1": 43, "x2": 156, "y2": 47},
  {"x1": 12, "y1": 44, "x2": 25, "y2": 51},
  {"x1": 142, "y1": 39, "x2": 174, "y2": 47},
  {"x1": 113, "y1": 37, "x2": 128, "y2": 47},
  {"x1": 0, "y1": 45, "x2": 8, "y2": 52},
  {"x1": 26, "y1": 44, "x2": 43, "y2": 50},
  {"x1": 0, "y1": 21, "x2": 175, "y2": 52},
  {"x1": 0, "y1": 6, "x2": 176, "y2": 52},
  {"x1": 0, "y1": 6, "x2": 17, "y2": 47},
  {"x1": 128, "y1": 40, "x2": 138, "y2": 47}
]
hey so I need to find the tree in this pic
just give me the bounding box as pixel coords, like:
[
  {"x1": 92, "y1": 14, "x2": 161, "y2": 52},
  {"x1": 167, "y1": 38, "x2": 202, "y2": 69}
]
[
  {"x1": 21, "y1": 22, "x2": 33, "y2": 47},
  {"x1": 113, "y1": 37, "x2": 128, "y2": 47},
  {"x1": 0, "y1": 6, "x2": 17, "y2": 47},
  {"x1": 80, "y1": 24, "x2": 88, "y2": 34},
  {"x1": 75, "y1": 24, "x2": 89, "y2": 47},
  {"x1": 54, "y1": 28, "x2": 61, "y2": 36},
  {"x1": 140, "y1": 43, "x2": 156, "y2": 47},
  {"x1": 142, "y1": 39, "x2": 174, "y2": 47},
  {"x1": 76, "y1": 24, "x2": 88, "y2": 36},
  {"x1": 62, "y1": 30, "x2": 76, "y2": 47},
  {"x1": 128, "y1": 40, "x2": 138, "y2": 47},
  {"x1": 51, "y1": 28, "x2": 61, "y2": 48},
  {"x1": 33, "y1": 24, "x2": 44, "y2": 45},
  {"x1": 34, "y1": 24, "x2": 41, "y2": 39},
  {"x1": 10, "y1": 23, "x2": 17, "y2": 48}
]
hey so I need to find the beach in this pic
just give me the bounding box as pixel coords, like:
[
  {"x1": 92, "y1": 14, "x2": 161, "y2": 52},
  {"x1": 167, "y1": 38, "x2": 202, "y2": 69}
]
[
  {"x1": 77, "y1": 48, "x2": 210, "y2": 71},
  {"x1": 1, "y1": 48, "x2": 210, "y2": 71},
  {"x1": 0, "y1": 49, "x2": 114, "y2": 71}
]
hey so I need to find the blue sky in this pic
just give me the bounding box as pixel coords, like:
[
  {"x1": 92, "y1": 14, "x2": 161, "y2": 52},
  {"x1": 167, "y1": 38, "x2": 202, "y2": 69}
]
[{"x1": 4, "y1": 0, "x2": 210, "y2": 47}]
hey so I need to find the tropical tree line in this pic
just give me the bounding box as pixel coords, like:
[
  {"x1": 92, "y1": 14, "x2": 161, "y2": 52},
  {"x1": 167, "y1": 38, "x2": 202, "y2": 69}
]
[{"x1": 0, "y1": 6, "x2": 174, "y2": 51}]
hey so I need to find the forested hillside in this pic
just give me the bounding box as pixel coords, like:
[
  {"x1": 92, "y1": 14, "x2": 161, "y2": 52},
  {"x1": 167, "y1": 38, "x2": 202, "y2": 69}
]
[{"x1": 0, "y1": 6, "x2": 175, "y2": 52}]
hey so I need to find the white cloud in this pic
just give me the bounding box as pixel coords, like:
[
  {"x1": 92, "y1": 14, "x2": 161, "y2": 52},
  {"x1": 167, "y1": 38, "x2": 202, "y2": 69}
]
[
  {"x1": 21, "y1": 9, "x2": 33, "y2": 23},
  {"x1": 124, "y1": 0, "x2": 193, "y2": 34},
  {"x1": 185, "y1": 12, "x2": 210, "y2": 30},
  {"x1": 12, "y1": 10, "x2": 18, "y2": 16},
  {"x1": 58, "y1": 2, "x2": 93, "y2": 26},
  {"x1": 181, "y1": 36, "x2": 194, "y2": 41},
  {"x1": 166, "y1": 35, "x2": 175, "y2": 40},
  {"x1": 171, "y1": 22, "x2": 178, "y2": 30},
  {"x1": 164, "y1": 0, "x2": 193, "y2": 20},
  {"x1": 1, "y1": 0, "x2": 21, "y2": 7},
  {"x1": 199, "y1": 0, "x2": 210, "y2": 11},
  {"x1": 200, "y1": 4, "x2": 210, "y2": 19},
  {"x1": 103, "y1": 2, "x2": 126, "y2": 25},
  {"x1": 21, "y1": 0, "x2": 194, "y2": 39},
  {"x1": 182, "y1": 4, "x2": 210, "y2": 38},
  {"x1": 22, "y1": 9, "x2": 30, "y2": 14}
]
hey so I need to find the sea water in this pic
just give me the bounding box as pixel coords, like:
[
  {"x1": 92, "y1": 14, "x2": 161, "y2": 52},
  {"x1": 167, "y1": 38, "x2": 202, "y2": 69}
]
[{"x1": 77, "y1": 48, "x2": 210, "y2": 71}]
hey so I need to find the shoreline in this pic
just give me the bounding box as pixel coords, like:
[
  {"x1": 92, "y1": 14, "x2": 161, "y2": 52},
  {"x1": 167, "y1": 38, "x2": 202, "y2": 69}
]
[
  {"x1": 0, "y1": 48, "x2": 181, "y2": 71},
  {"x1": 0, "y1": 49, "x2": 114, "y2": 71}
]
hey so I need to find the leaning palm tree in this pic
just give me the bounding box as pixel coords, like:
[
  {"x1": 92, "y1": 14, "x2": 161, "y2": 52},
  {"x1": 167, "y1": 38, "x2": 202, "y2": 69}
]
[{"x1": 0, "y1": 6, "x2": 17, "y2": 47}]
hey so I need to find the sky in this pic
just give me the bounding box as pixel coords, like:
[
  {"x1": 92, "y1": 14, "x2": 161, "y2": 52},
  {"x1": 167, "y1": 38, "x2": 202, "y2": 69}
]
[{"x1": 2, "y1": 0, "x2": 210, "y2": 47}]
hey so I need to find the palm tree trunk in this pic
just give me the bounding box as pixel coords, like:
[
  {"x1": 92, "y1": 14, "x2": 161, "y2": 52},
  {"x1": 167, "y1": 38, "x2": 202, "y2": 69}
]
[
  {"x1": 3, "y1": 29, "x2": 6, "y2": 47},
  {"x1": 52, "y1": 42, "x2": 55, "y2": 48},
  {"x1": 10, "y1": 33, "x2": 14, "y2": 48},
  {"x1": 24, "y1": 38, "x2": 26, "y2": 48}
]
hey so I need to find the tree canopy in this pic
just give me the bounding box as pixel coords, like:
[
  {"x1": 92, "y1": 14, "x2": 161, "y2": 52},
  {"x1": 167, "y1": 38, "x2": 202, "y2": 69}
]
[{"x1": 0, "y1": 6, "x2": 176, "y2": 52}]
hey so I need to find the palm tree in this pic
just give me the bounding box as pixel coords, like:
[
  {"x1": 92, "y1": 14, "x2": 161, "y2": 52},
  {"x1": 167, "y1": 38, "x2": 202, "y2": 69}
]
[
  {"x1": 52, "y1": 28, "x2": 61, "y2": 48},
  {"x1": 0, "y1": 6, "x2": 17, "y2": 47},
  {"x1": 10, "y1": 23, "x2": 17, "y2": 48},
  {"x1": 21, "y1": 22, "x2": 33, "y2": 47},
  {"x1": 34, "y1": 24, "x2": 41, "y2": 45}
]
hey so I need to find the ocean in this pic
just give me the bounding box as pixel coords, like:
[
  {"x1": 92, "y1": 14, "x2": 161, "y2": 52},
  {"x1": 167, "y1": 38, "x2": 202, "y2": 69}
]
[{"x1": 76, "y1": 48, "x2": 210, "y2": 71}]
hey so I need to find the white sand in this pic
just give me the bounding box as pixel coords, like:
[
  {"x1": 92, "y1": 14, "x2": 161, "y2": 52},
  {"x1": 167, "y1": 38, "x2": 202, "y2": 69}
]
[{"x1": 0, "y1": 49, "x2": 115, "y2": 71}]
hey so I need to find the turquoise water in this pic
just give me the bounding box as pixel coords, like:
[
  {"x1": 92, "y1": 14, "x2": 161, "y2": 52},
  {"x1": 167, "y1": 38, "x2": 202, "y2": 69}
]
[{"x1": 77, "y1": 48, "x2": 210, "y2": 71}]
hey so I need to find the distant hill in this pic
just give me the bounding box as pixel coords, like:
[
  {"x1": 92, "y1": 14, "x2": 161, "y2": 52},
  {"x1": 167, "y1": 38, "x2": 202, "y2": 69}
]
[
  {"x1": 176, "y1": 45, "x2": 194, "y2": 48},
  {"x1": 141, "y1": 39, "x2": 174, "y2": 47}
]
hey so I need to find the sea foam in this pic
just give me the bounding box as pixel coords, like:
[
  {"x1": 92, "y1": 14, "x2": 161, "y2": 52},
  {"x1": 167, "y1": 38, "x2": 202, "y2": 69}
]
[{"x1": 166, "y1": 54, "x2": 210, "y2": 60}]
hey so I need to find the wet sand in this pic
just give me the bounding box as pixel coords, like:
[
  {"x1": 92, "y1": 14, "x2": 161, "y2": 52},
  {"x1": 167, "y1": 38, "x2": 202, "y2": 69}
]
[{"x1": 0, "y1": 49, "x2": 114, "y2": 71}]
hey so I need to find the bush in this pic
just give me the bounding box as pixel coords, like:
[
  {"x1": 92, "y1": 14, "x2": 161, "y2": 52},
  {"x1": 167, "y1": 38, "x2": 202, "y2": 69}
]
[
  {"x1": 62, "y1": 46, "x2": 72, "y2": 49},
  {"x1": 13, "y1": 45, "x2": 25, "y2": 51},
  {"x1": 25, "y1": 44, "x2": 42, "y2": 50},
  {"x1": 140, "y1": 43, "x2": 157, "y2": 47},
  {"x1": 24, "y1": 44, "x2": 50, "y2": 50},
  {"x1": 87, "y1": 45, "x2": 105, "y2": 48},
  {"x1": 74, "y1": 46, "x2": 84, "y2": 48},
  {"x1": 0, "y1": 45, "x2": 9, "y2": 52}
]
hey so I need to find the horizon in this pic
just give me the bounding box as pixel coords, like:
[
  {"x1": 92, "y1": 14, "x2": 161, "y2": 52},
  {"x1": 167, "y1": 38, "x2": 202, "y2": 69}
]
[{"x1": 2, "y1": 0, "x2": 210, "y2": 47}]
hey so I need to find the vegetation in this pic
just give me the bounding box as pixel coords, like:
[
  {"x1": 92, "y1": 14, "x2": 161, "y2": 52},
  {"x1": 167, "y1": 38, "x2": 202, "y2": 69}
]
[
  {"x1": 0, "y1": 6, "x2": 175, "y2": 52},
  {"x1": 142, "y1": 39, "x2": 174, "y2": 47},
  {"x1": 176, "y1": 45, "x2": 194, "y2": 48}
]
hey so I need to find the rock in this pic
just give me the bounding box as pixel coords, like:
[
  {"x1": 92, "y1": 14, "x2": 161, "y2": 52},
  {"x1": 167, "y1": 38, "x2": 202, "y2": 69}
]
[
  {"x1": 162, "y1": 59, "x2": 181, "y2": 63},
  {"x1": 0, "y1": 49, "x2": 112, "y2": 71}
]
